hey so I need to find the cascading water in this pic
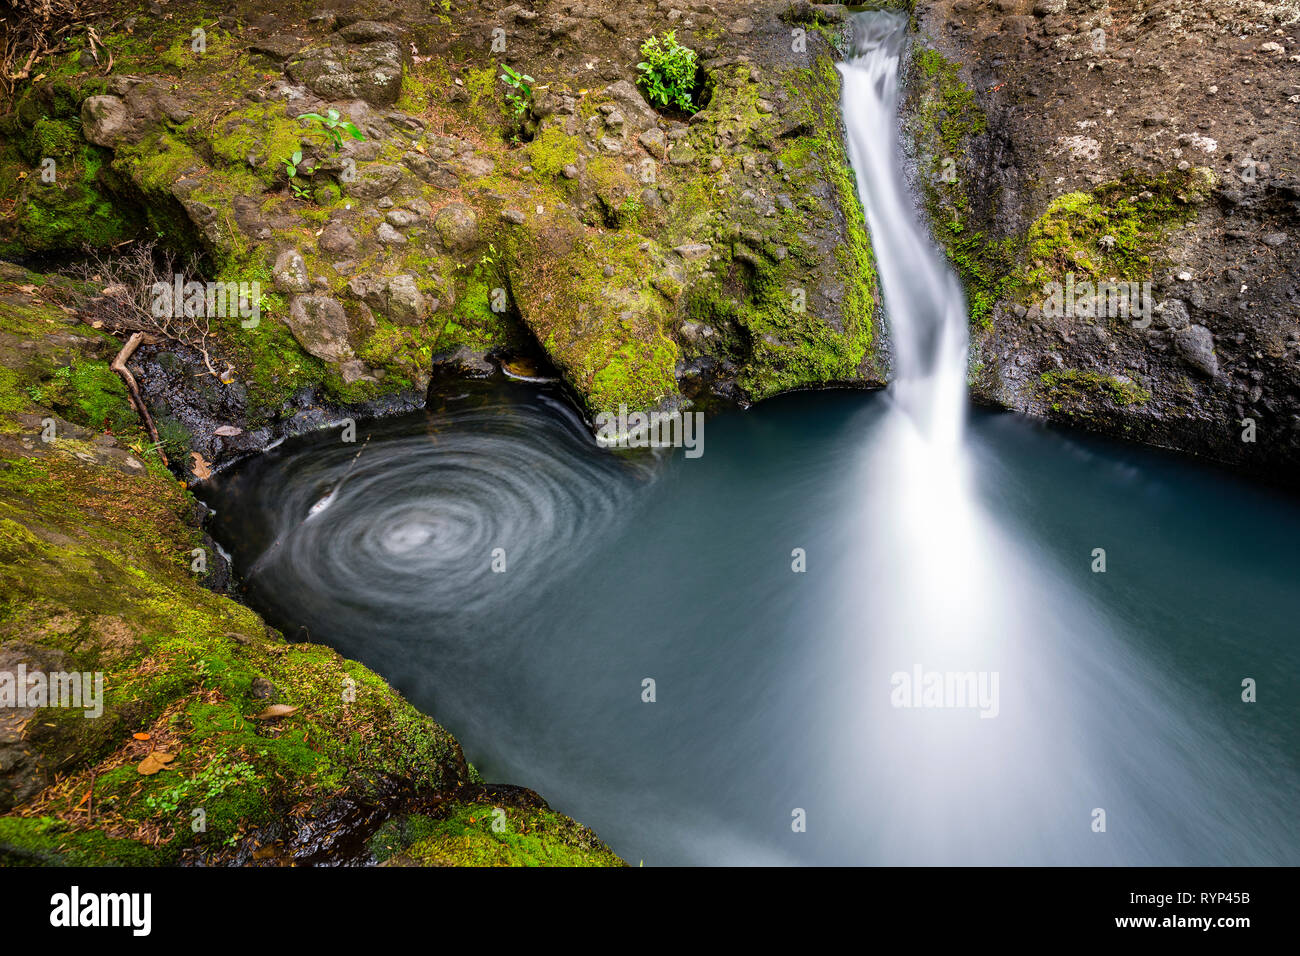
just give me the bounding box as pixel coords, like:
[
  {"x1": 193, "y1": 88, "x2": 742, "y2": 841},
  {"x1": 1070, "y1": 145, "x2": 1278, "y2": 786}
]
[
  {"x1": 839, "y1": 13, "x2": 970, "y2": 452},
  {"x1": 822, "y1": 11, "x2": 1300, "y2": 863}
]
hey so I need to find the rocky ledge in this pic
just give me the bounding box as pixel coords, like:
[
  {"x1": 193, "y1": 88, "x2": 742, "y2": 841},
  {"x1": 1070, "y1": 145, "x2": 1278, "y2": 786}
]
[{"x1": 1, "y1": 0, "x2": 887, "y2": 475}]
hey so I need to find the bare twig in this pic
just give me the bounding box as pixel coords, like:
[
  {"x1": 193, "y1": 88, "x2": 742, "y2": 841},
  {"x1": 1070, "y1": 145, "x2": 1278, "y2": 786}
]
[
  {"x1": 71, "y1": 241, "x2": 227, "y2": 380},
  {"x1": 110, "y1": 332, "x2": 168, "y2": 467}
]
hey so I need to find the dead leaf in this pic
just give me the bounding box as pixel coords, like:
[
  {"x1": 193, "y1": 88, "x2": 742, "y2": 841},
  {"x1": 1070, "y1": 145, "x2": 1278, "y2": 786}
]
[
  {"x1": 251, "y1": 704, "x2": 299, "y2": 720},
  {"x1": 190, "y1": 452, "x2": 212, "y2": 480},
  {"x1": 137, "y1": 752, "x2": 176, "y2": 775},
  {"x1": 213, "y1": 425, "x2": 243, "y2": 437},
  {"x1": 16, "y1": 284, "x2": 37, "y2": 294}
]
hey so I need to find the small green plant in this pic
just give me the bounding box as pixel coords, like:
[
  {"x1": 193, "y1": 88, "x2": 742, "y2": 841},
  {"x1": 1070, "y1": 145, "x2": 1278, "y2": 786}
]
[
  {"x1": 636, "y1": 31, "x2": 699, "y2": 113},
  {"x1": 499, "y1": 64, "x2": 535, "y2": 117},
  {"x1": 281, "y1": 149, "x2": 315, "y2": 199},
  {"x1": 144, "y1": 760, "x2": 259, "y2": 817},
  {"x1": 298, "y1": 108, "x2": 365, "y2": 150}
]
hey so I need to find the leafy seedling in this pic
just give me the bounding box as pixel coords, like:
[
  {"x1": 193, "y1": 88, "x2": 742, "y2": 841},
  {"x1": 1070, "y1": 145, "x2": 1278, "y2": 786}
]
[{"x1": 298, "y1": 108, "x2": 365, "y2": 150}]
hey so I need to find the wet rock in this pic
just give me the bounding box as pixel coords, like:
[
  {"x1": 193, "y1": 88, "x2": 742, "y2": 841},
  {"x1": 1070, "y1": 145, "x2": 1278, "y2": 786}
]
[
  {"x1": 232, "y1": 195, "x2": 271, "y2": 240},
  {"x1": 319, "y1": 221, "x2": 357, "y2": 255},
  {"x1": 80, "y1": 95, "x2": 129, "y2": 146},
  {"x1": 434, "y1": 202, "x2": 478, "y2": 251},
  {"x1": 285, "y1": 295, "x2": 354, "y2": 362},
  {"x1": 340, "y1": 359, "x2": 378, "y2": 384},
  {"x1": 670, "y1": 143, "x2": 697, "y2": 166},
  {"x1": 287, "y1": 41, "x2": 406, "y2": 106},
  {"x1": 402, "y1": 151, "x2": 457, "y2": 189},
  {"x1": 337, "y1": 20, "x2": 398, "y2": 43},
  {"x1": 602, "y1": 79, "x2": 660, "y2": 128},
  {"x1": 638, "y1": 127, "x2": 667, "y2": 159},
  {"x1": 383, "y1": 275, "x2": 427, "y2": 325},
  {"x1": 433, "y1": 345, "x2": 496, "y2": 378},
  {"x1": 0, "y1": 643, "x2": 73, "y2": 811},
  {"x1": 1174, "y1": 324, "x2": 1219, "y2": 378},
  {"x1": 385, "y1": 209, "x2": 420, "y2": 228},
  {"x1": 346, "y1": 164, "x2": 406, "y2": 200},
  {"x1": 674, "y1": 243, "x2": 711, "y2": 260},
  {"x1": 249, "y1": 34, "x2": 304, "y2": 62},
  {"x1": 348, "y1": 274, "x2": 427, "y2": 325},
  {"x1": 1156, "y1": 298, "x2": 1190, "y2": 330},
  {"x1": 273, "y1": 249, "x2": 311, "y2": 292},
  {"x1": 376, "y1": 222, "x2": 407, "y2": 245}
]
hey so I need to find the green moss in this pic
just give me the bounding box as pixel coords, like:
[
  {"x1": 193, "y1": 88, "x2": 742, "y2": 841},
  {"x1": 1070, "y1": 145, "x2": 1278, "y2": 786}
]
[
  {"x1": 706, "y1": 56, "x2": 881, "y2": 399},
  {"x1": 590, "y1": 331, "x2": 679, "y2": 411},
  {"x1": 0, "y1": 816, "x2": 177, "y2": 866},
  {"x1": 527, "y1": 126, "x2": 579, "y2": 179},
  {"x1": 26, "y1": 359, "x2": 137, "y2": 434},
  {"x1": 444, "y1": 261, "x2": 523, "y2": 351},
  {"x1": 0, "y1": 429, "x2": 470, "y2": 862},
  {"x1": 0, "y1": 139, "x2": 140, "y2": 256},
  {"x1": 506, "y1": 221, "x2": 680, "y2": 416},
  {"x1": 209, "y1": 101, "x2": 313, "y2": 189},
  {"x1": 29, "y1": 118, "x2": 81, "y2": 160},
  {"x1": 463, "y1": 66, "x2": 501, "y2": 129},
  {"x1": 155, "y1": 27, "x2": 238, "y2": 75},
  {"x1": 912, "y1": 48, "x2": 986, "y2": 155},
  {"x1": 1019, "y1": 169, "x2": 1210, "y2": 295},
  {"x1": 0, "y1": 366, "x2": 29, "y2": 418},
  {"x1": 586, "y1": 155, "x2": 641, "y2": 228},
  {"x1": 1038, "y1": 368, "x2": 1151, "y2": 410},
  {"x1": 370, "y1": 805, "x2": 625, "y2": 867},
  {"x1": 907, "y1": 45, "x2": 1005, "y2": 330}
]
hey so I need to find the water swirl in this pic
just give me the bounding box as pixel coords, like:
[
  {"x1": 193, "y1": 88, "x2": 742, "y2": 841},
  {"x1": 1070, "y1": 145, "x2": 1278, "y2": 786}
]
[{"x1": 203, "y1": 383, "x2": 654, "y2": 631}]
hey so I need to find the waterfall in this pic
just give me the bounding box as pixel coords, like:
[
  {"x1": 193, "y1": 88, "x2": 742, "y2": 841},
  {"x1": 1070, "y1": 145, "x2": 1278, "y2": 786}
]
[
  {"x1": 835, "y1": 12, "x2": 987, "y2": 659},
  {"x1": 823, "y1": 12, "x2": 1299, "y2": 864},
  {"x1": 838, "y1": 12, "x2": 970, "y2": 453}
]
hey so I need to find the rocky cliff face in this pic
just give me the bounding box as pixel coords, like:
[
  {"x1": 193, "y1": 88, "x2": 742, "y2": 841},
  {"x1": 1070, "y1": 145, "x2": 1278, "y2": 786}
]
[
  {"x1": 904, "y1": 0, "x2": 1300, "y2": 481},
  {"x1": 1, "y1": 0, "x2": 886, "y2": 476}
]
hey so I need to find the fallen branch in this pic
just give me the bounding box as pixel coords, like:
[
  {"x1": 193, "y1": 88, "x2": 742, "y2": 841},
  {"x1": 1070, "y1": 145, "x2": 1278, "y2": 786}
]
[
  {"x1": 110, "y1": 332, "x2": 168, "y2": 467},
  {"x1": 73, "y1": 242, "x2": 226, "y2": 381}
]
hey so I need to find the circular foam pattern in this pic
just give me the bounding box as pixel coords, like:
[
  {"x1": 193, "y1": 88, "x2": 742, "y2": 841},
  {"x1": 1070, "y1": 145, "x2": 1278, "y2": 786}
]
[{"x1": 234, "y1": 390, "x2": 650, "y2": 621}]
